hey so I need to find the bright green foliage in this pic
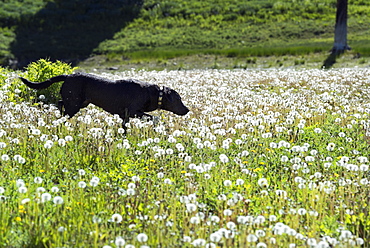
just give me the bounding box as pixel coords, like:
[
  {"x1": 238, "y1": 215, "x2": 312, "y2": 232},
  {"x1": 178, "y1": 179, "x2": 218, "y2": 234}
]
[
  {"x1": 24, "y1": 59, "x2": 78, "y2": 103},
  {"x1": 0, "y1": 0, "x2": 370, "y2": 65}
]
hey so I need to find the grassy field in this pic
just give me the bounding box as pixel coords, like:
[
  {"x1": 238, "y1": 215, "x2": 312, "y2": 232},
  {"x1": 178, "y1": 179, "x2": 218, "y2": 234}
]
[
  {"x1": 0, "y1": 62, "x2": 369, "y2": 247},
  {"x1": 0, "y1": 0, "x2": 370, "y2": 67}
]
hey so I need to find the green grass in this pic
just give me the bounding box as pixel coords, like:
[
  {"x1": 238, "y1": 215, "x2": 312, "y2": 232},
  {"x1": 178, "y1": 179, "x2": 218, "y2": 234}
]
[
  {"x1": 0, "y1": 0, "x2": 370, "y2": 67},
  {"x1": 0, "y1": 62, "x2": 369, "y2": 247}
]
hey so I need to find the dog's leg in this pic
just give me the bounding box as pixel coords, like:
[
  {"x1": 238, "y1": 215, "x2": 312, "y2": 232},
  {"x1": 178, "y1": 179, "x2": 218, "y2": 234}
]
[
  {"x1": 119, "y1": 108, "x2": 130, "y2": 132},
  {"x1": 63, "y1": 101, "x2": 83, "y2": 118},
  {"x1": 57, "y1": 100, "x2": 64, "y2": 115}
]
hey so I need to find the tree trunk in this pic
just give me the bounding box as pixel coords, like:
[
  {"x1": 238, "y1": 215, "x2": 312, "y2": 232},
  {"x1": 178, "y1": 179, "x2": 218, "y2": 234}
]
[{"x1": 332, "y1": 0, "x2": 350, "y2": 54}]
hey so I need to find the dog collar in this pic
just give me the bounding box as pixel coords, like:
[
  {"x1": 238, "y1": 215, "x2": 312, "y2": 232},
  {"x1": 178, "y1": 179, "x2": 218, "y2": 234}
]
[{"x1": 158, "y1": 86, "x2": 164, "y2": 109}]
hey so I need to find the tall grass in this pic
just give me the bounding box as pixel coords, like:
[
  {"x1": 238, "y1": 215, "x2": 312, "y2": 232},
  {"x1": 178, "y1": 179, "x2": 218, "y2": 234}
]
[{"x1": 0, "y1": 65, "x2": 369, "y2": 247}]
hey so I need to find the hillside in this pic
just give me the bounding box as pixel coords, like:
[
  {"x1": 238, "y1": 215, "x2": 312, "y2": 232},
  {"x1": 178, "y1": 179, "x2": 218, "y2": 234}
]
[{"x1": 0, "y1": 0, "x2": 369, "y2": 68}]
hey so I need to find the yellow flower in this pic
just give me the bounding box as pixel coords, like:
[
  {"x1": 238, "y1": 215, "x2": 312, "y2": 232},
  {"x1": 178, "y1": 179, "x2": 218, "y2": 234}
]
[
  {"x1": 39, "y1": 169, "x2": 45, "y2": 173},
  {"x1": 181, "y1": 171, "x2": 186, "y2": 174},
  {"x1": 15, "y1": 217, "x2": 22, "y2": 222}
]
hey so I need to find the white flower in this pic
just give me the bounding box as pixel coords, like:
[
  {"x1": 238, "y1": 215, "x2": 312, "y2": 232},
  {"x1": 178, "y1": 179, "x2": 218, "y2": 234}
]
[
  {"x1": 58, "y1": 139, "x2": 66, "y2": 147},
  {"x1": 257, "y1": 178, "x2": 269, "y2": 187},
  {"x1": 210, "y1": 215, "x2": 220, "y2": 223},
  {"x1": 111, "y1": 213, "x2": 123, "y2": 223},
  {"x1": 223, "y1": 180, "x2": 232, "y2": 187},
  {"x1": 186, "y1": 203, "x2": 197, "y2": 212},
  {"x1": 78, "y1": 181, "x2": 87, "y2": 188},
  {"x1": 44, "y1": 140, "x2": 53, "y2": 149},
  {"x1": 53, "y1": 196, "x2": 64, "y2": 205},
  {"x1": 137, "y1": 233, "x2": 148, "y2": 242},
  {"x1": 164, "y1": 178, "x2": 172, "y2": 184},
  {"x1": 246, "y1": 234, "x2": 258, "y2": 242},
  {"x1": 219, "y1": 154, "x2": 229, "y2": 163},
  {"x1": 114, "y1": 236, "x2": 125, "y2": 247},
  {"x1": 34, "y1": 177, "x2": 43, "y2": 184},
  {"x1": 41, "y1": 193, "x2": 52, "y2": 203},
  {"x1": 21, "y1": 198, "x2": 31, "y2": 204},
  {"x1": 210, "y1": 232, "x2": 222, "y2": 242},
  {"x1": 1, "y1": 154, "x2": 9, "y2": 161},
  {"x1": 126, "y1": 188, "x2": 135, "y2": 196},
  {"x1": 18, "y1": 186, "x2": 27, "y2": 193},
  {"x1": 51, "y1": 186, "x2": 59, "y2": 193},
  {"x1": 78, "y1": 169, "x2": 86, "y2": 176},
  {"x1": 235, "y1": 179, "x2": 244, "y2": 185},
  {"x1": 223, "y1": 209, "x2": 232, "y2": 216}
]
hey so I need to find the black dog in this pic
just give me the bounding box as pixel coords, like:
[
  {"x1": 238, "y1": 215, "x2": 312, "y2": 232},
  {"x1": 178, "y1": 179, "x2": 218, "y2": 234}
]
[{"x1": 20, "y1": 73, "x2": 189, "y2": 128}]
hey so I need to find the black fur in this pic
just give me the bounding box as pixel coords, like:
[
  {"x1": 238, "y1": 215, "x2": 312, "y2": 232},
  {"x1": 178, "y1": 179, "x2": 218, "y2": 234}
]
[{"x1": 20, "y1": 73, "x2": 189, "y2": 128}]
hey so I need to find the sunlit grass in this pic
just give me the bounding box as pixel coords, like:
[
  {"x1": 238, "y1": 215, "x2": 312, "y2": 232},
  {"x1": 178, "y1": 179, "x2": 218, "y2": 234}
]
[{"x1": 0, "y1": 68, "x2": 369, "y2": 247}]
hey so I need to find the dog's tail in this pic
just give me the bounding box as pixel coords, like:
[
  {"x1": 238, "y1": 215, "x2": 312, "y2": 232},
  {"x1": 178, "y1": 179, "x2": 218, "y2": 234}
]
[{"x1": 19, "y1": 75, "x2": 69, "y2": 90}]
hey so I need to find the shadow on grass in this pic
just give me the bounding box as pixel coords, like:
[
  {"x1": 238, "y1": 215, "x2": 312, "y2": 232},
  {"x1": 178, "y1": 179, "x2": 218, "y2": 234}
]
[
  {"x1": 10, "y1": 0, "x2": 143, "y2": 69},
  {"x1": 322, "y1": 53, "x2": 339, "y2": 69}
]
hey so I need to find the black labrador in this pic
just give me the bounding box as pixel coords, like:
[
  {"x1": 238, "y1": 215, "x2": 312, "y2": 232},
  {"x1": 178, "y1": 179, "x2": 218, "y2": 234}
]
[{"x1": 20, "y1": 73, "x2": 189, "y2": 128}]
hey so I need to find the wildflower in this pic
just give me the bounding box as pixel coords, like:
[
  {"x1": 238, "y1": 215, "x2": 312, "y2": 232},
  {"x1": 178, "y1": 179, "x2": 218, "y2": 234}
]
[
  {"x1": 78, "y1": 169, "x2": 86, "y2": 176},
  {"x1": 41, "y1": 193, "x2": 52, "y2": 203},
  {"x1": 115, "y1": 236, "x2": 125, "y2": 247},
  {"x1": 78, "y1": 181, "x2": 87, "y2": 188},
  {"x1": 111, "y1": 213, "x2": 123, "y2": 223},
  {"x1": 235, "y1": 179, "x2": 244, "y2": 185},
  {"x1": 256, "y1": 230, "x2": 266, "y2": 237},
  {"x1": 297, "y1": 208, "x2": 307, "y2": 215},
  {"x1": 34, "y1": 177, "x2": 43, "y2": 184},
  {"x1": 137, "y1": 233, "x2": 148, "y2": 242},
  {"x1": 256, "y1": 243, "x2": 267, "y2": 248},
  {"x1": 226, "y1": 221, "x2": 236, "y2": 230},
  {"x1": 186, "y1": 203, "x2": 197, "y2": 212},
  {"x1": 126, "y1": 188, "x2": 135, "y2": 196},
  {"x1": 326, "y1": 143, "x2": 336, "y2": 151},
  {"x1": 44, "y1": 140, "x2": 53, "y2": 149},
  {"x1": 223, "y1": 180, "x2": 232, "y2": 187},
  {"x1": 219, "y1": 154, "x2": 229, "y2": 163},
  {"x1": 223, "y1": 209, "x2": 232, "y2": 216},
  {"x1": 21, "y1": 198, "x2": 31, "y2": 204},
  {"x1": 164, "y1": 178, "x2": 172, "y2": 184},
  {"x1": 307, "y1": 238, "x2": 317, "y2": 246},
  {"x1": 190, "y1": 216, "x2": 201, "y2": 224},
  {"x1": 192, "y1": 238, "x2": 206, "y2": 247},
  {"x1": 210, "y1": 215, "x2": 220, "y2": 223},
  {"x1": 58, "y1": 139, "x2": 66, "y2": 147},
  {"x1": 1, "y1": 154, "x2": 9, "y2": 161},
  {"x1": 51, "y1": 186, "x2": 59, "y2": 193},
  {"x1": 257, "y1": 178, "x2": 269, "y2": 188},
  {"x1": 14, "y1": 155, "x2": 26, "y2": 164},
  {"x1": 246, "y1": 234, "x2": 258, "y2": 242},
  {"x1": 18, "y1": 186, "x2": 27, "y2": 194},
  {"x1": 53, "y1": 196, "x2": 64, "y2": 205},
  {"x1": 210, "y1": 232, "x2": 222, "y2": 242},
  {"x1": 314, "y1": 128, "x2": 322, "y2": 133}
]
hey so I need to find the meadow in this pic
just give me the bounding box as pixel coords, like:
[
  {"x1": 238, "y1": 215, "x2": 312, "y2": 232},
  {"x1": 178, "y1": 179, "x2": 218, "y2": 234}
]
[{"x1": 0, "y1": 65, "x2": 370, "y2": 247}]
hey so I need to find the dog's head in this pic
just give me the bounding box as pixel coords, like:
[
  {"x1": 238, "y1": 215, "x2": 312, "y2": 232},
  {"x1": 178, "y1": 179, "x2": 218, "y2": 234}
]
[{"x1": 160, "y1": 87, "x2": 189, "y2": 116}]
